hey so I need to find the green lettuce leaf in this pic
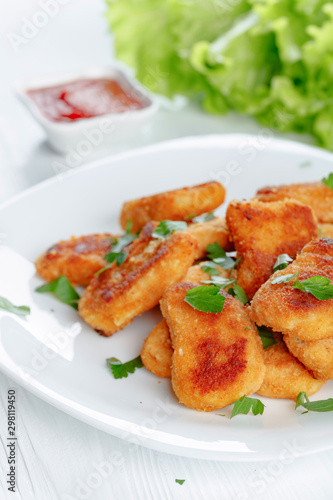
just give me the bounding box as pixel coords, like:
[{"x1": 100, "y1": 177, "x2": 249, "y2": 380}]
[{"x1": 106, "y1": 0, "x2": 333, "y2": 150}]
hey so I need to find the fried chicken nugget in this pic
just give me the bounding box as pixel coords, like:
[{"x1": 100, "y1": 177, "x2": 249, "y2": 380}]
[
  {"x1": 160, "y1": 283, "x2": 265, "y2": 412},
  {"x1": 256, "y1": 182, "x2": 333, "y2": 223},
  {"x1": 141, "y1": 319, "x2": 172, "y2": 378},
  {"x1": 35, "y1": 234, "x2": 114, "y2": 286},
  {"x1": 284, "y1": 335, "x2": 333, "y2": 381},
  {"x1": 120, "y1": 182, "x2": 226, "y2": 233},
  {"x1": 79, "y1": 222, "x2": 198, "y2": 336},
  {"x1": 257, "y1": 334, "x2": 326, "y2": 399},
  {"x1": 141, "y1": 263, "x2": 237, "y2": 378},
  {"x1": 187, "y1": 217, "x2": 233, "y2": 259},
  {"x1": 251, "y1": 238, "x2": 333, "y2": 341},
  {"x1": 226, "y1": 199, "x2": 317, "y2": 300}
]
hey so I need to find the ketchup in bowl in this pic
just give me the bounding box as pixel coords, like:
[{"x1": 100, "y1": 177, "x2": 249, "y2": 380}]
[{"x1": 26, "y1": 78, "x2": 147, "y2": 123}]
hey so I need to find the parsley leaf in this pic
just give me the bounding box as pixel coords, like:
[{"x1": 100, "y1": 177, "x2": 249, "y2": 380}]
[
  {"x1": 107, "y1": 355, "x2": 143, "y2": 379},
  {"x1": 214, "y1": 255, "x2": 240, "y2": 271},
  {"x1": 0, "y1": 296, "x2": 30, "y2": 317},
  {"x1": 201, "y1": 262, "x2": 221, "y2": 276},
  {"x1": 322, "y1": 173, "x2": 333, "y2": 190},
  {"x1": 273, "y1": 272, "x2": 333, "y2": 300},
  {"x1": 35, "y1": 276, "x2": 80, "y2": 309},
  {"x1": 192, "y1": 212, "x2": 216, "y2": 223},
  {"x1": 206, "y1": 242, "x2": 226, "y2": 260},
  {"x1": 231, "y1": 396, "x2": 265, "y2": 418},
  {"x1": 97, "y1": 224, "x2": 139, "y2": 274},
  {"x1": 230, "y1": 284, "x2": 248, "y2": 304},
  {"x1": 184, "y1": 213, "x2": 196, "y2": 221},
  {"x1": 271, "y1": 272, "x2": 299, "y2": 285},
  {"x1": 175, "y1": 479, "x2": 185, "y2": 485},
  {"x1": 152, "y1": 220, "x2": 187, "y2": 239},
  {"x1": 206, "y1": 243, "x2": 241, "y2": 273},
  {"x1": 104, "y1": 251, "x2": 128, "y2": 266},
  {"x1": 293, "y1": 276, "x2": 333, "y2": 300},
  {"x1": 125, "y1": 220, "x2": 133, "y2": 233},
  {"x1": 201, "y1": 276, "x2": 236, "y2": 289},
  {"x1": 257, "y1": 327, "x2": 278, "y2": 350},
  {"x1": 184, "y1": 286, "x2": 225, "y2": 313},
  {"x1": 296, "y1": 392, "x2": 333, "y2": 413},
  {"x1": 273, "y1": 254, "x2": 293, "y2": 273}
]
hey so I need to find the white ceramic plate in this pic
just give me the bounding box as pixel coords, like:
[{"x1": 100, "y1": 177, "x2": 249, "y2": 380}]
[{"x1": 1, "y1": 135, "x2": 333, "y2": 462}]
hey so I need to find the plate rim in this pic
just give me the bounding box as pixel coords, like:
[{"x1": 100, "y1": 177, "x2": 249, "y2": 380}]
[{"x1": 1, "y1": 133, "x2": 332, "y2": 213}]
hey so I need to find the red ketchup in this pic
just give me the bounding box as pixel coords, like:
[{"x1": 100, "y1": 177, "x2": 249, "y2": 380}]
[{"x1": 26, "y1": 78, "x2": 146, "y2": 122}]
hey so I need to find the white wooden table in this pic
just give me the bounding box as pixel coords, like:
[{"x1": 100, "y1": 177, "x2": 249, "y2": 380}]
[{"x1": 1, "y1": 2, "x2": 333, "y2": 499}]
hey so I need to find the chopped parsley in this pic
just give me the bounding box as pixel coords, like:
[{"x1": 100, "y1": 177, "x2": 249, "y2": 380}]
[
  {"x1": 152, "y1": 220, "x2": 187, "y2": 239},
  {"x1": 206, "y1": 242, "x2": 241, "y2": 274},
  {"x1": 206, "y1": 242, "x2": 226, "y2": 260},
  {"x1": 257, "y1": 327, "x2": 278, "y2": 350},
  {"x1": 175, "y1": 479, "x2": 185, "y2": 485},
  {"x1": 272, "y1": 272, "x2": 333, "y2": 300},
  {"x1": 201, "y1": 276, "x2": 236, "y2": 289},
  {"x1": 0, "y1": 296, "x2": 30, "y2": 317},
  {"x1": 107, "y1": 355, "x2": 143, "y2": 379},
  {"x1": 184, "y1": 285, "x2": 225, "y2": 313},
  {"x1": 227, "y1": 284, "x2": 248, "y2": 304},
  {"x1": 192, "y1": 212, "x2": 216, "y2": 223},
  {"x1": 271, "y1": 272, "x2": 299, "y2": 285},
  {"x1": 35, "y1": 275, "x2": 80, "y2": 310},
  {"x1": 322, "y1": 173, "x2": 333, "y2": 190},
  {"x1": 293, "y1": 276, "x2": 333, "y2": 300},
  {"x1": 184, "y1": 213, "x2": 196, "y2": 221},
  {"x1": 273, "y1": 254, "x2": 293, "y2": 273},
  {"x1": 299, "y1": 161, "x2": 312, "y2": 168},
  {"x1": 201, "y1": 262, "x2": 221, "y2": 276},
  {"x1": 96, "y1": 223, "x2": 139, "y2": 274},
  {"x1": 231, "y1": 396, "x2": 265, "y2": 418},
  {"x1": 296, "y1": 392, "x2": 333, "y2": 413}
]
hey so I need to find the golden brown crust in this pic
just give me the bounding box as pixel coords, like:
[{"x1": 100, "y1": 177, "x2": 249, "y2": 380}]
[
  {"x1": 319, "y1": 223, "x2": 333, "y2": 240},
  {"x1": 160, "y1": 283, "x2": 265, "y2": 412},
  {"x1": 226, "y1": 199, "x2": 318, "y2": 299},
  {"x1": 35, "y1": 234, "x2": 114, "y2": 286},
  {"x1": 250, "y1": 238, "x2": 333, "y2": 341},
  {"x1": 187, "y1": 217, "x2": 233, "y2": 259},
  {"x1": 141, "y1": 263, "x2": 237, "y2": 379},
  {"x1": 284, "y1": 335, "x2": 333, "y2": 381},
  {"x1": 141, "y1": 319, "x2": 172, "y2": 378},
  {"x1": 120, "y1": 182, "x2": 226, "y2": 233},
  {"x1": 78, "y1": 223, "x2": 198, "y2": 337},
  {"x1": 257, "y1": 334, "x2": 326, "y2": 399},
  {"x1": 256, "y1": 182, "x2": 333, "y2": 223}
]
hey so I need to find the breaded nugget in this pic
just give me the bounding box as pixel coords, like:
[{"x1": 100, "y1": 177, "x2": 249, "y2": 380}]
[
  {"x1": 141, "y1": 263, "x2": 237, "y2": 378},
  {"x1": 251, "y1": 238, "x2": 333, "y2": 341},
  {"x1": 284, "y1": 335, "x2": 333, "y2": 381},
  {"x1": 257, "y1": 334, "x2": 326, "y2": 399},
  {"x1": 141, "y1": 319, "x2": 172, "y2": 378},
  {"x1": 256, "y1": 182, "x2": 333, "y2": 223},
  {"x1": 319, "y1": 223, "x2": 333, "y2": 240},
  {"x1": 120, "y1": 182, "x2": 225, "y2": 233},
  {"x1": 35, "y1": 234, "x2": 114, "y2": 286},
  {"x1": 187, "y1": 217, "x2": 233, "y2": 258},
  {"x1": 79, "y1": 222, "x2": 198, "y2": 336},
  {"x1": 160, "y1": 283, "x2": 265, "y2": 412},
  {"x1": 226, "y1": 199, "x2": 317, "y2": 299}
]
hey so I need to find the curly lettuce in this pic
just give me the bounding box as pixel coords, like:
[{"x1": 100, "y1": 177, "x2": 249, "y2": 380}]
[{"x1": 106, "y1": 0, "x2": 333, "y2": 149}]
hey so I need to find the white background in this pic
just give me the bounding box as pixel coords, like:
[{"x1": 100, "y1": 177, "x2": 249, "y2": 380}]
[{"x1": 0, "y1": 1, "x2": 333, "y2": 499}]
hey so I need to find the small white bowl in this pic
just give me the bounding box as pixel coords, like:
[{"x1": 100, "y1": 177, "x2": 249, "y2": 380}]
[{"x1": 15, "y1": 66, "x2": 158, "y2": 154}]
